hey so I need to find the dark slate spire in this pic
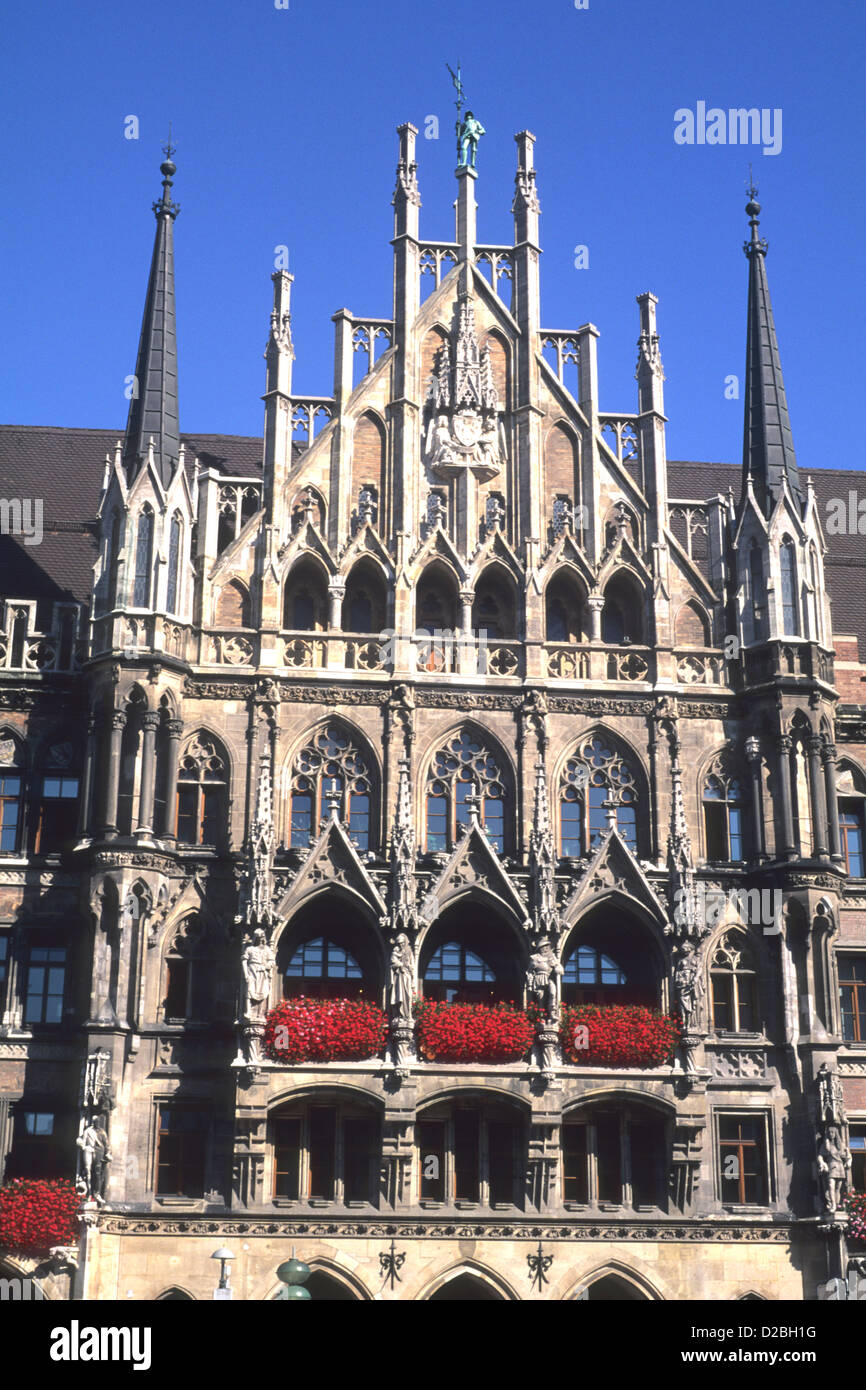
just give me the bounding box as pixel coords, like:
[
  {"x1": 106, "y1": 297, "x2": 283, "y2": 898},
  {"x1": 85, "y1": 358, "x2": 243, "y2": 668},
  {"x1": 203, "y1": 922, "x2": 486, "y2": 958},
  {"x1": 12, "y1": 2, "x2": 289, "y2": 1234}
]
[
  {"x1": 123, "y1": 139, "x2": 180, "y2": 488},
  {"x1": 741, "y1": 184, "x2": 802, "y2": 514}
]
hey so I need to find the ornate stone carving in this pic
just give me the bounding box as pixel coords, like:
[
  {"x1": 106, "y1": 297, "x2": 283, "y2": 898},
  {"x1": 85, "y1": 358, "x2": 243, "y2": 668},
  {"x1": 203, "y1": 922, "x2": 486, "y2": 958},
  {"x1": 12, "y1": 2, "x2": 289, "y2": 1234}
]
[{"x1": 710, "y1": 1049, "x2": 767, "y2": 1079}]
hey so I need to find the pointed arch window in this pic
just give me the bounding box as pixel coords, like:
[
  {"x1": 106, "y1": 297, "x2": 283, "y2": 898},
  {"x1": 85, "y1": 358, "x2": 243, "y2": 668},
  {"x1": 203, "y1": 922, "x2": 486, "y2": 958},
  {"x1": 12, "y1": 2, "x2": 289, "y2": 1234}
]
[
  {"x1": 132, "y1": 506, "x2": 154, "y2": 607},
  {"x1": 166, "y1": 513, "x2": 183, "y2": 615},
  {"x1": 287, "y1": 726, "x2": 373, "y2": 851},
  {"x1": 703, "y1": 768, "x2": 748, "y2": 862},
  {"x1": 780, "y1": 538, "x2": 800, "y2": 636},
  {"x1": 559, "y1": 735, "x2": 638, "y2": 857},
  {"x1": 175, "y1": 734, "x2": 228, "y2": 847},
  {"x1": 710, "y1": 932, "x2": 759, "y2": 1033},
  {"x1": 283, "y1": 937, "x2": 364, "y2": 997},
  {"x1": 106, "y1": 510, "x2": 123, "y2": 612},
  {"x1": 425, "y1": 729, "x2": 507, "y2": 853},
  {"x1": 747, "y1": 542, "x2": 766, "y2": 642}
]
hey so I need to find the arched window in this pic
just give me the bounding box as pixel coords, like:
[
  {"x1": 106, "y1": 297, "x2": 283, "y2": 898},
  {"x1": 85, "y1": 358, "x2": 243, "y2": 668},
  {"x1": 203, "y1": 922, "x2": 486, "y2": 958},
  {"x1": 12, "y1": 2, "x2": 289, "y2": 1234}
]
[
  {"x1": 836, "y1": 762, "x2": 866, "y2": 877},
  {"x1": 162, "y1": 917, "x2": 207, "y2": 1022},
  {"x1": 601, "y1": 574, "x2": 643, "y2": 644},
  {"x1": 710, "y1": 932, "x2": 758, "y2": 1033},
  {"x1": 747, "y1": 542, "x2": 766, "y2": 642},
  {"x1": 415, "y1": 564, "x2": 460, "y2": 672},
  {"x1": 562, "y1": 945, "x2": 627, "y2": 995},
  {"x1": 545, "y1": 572, "x2": 587, "y2": 643},
  {"x1": 418, "y1": 1098, "x2": 525, "y2": 1208},
  {"x1": 287, "y1": 725, "x2": 373, "y2": 850},
  {"x1": 175, "y1": 734, "x2": 228, "y2": 847},
  {"x1": 166, "y1": 513, "x2": 183, "y2": 615},
  {"x1": 423, "y1": 941, "x2": 496, "y2": 1004},
  {"x1": 0, "y1": 733, "x2": 24, "y2": 854},
  {"x1": 703, "y1": 766, "x2": 748, "y2": 862},
  {"x1": 283, "y1": 937, "x2": 364, "y2": 998},
  {"x1": 472, "y1": 570, "x2": 517, "y2": 641},
  {"x1": 270, "y1": 1097, "x2": 379, "y2": 1204},
  {"x1": 342, "y1": 561, "x2": 386, "y2": 634},
  {"x1": 562, "y1": 1103, "x2": 666, "y2": 1208},
  {"x1": 780, "y1": 538, "x2": 800, "y2": 636},
  {"x1": 283, "y1": 559, "x2": 328, "y2": 632},
  {"x1": 106, "y1": 511, "x2": 123, "y2": 611},
  {"x1": 559, "y1": 734, "x2": 638, "y2": 856},
  {"x1": 425, "y1": 729, "x2": 507, "y2": 853},
  {"x1": 132, "y1": 506, "x2": 154, "y2": 607}
]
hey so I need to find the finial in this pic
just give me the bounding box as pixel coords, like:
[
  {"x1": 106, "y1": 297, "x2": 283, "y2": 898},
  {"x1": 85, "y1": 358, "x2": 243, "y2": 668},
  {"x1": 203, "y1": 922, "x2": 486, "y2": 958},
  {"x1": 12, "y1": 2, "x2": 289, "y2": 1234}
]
[
  {"x1": 743, "y1": 170, "x2": 765, "y2": 258},
  {"x1": 154, "y1": 130, "x2": 180, "y2": 219}
]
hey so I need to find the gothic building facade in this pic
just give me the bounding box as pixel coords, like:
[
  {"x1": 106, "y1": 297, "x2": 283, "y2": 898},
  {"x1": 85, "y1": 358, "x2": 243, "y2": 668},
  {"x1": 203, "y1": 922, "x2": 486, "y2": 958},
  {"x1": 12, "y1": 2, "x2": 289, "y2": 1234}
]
[{"x1": 1, "y1": 123, "x2": 866, "y2": 1301}]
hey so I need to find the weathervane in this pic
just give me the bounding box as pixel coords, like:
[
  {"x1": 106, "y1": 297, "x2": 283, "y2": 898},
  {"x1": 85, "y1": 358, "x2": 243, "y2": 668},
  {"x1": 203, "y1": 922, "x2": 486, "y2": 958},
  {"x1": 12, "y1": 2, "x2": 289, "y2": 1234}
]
[
  {"x1": 163, "y1": 122, "x2": 176, "y2": 163},
  {"x1": 447, "y1": 62, "x2": 485, "y2": 169},
  {"x1": 746, "y1": 163, "x2": 758, "y2": 201}
]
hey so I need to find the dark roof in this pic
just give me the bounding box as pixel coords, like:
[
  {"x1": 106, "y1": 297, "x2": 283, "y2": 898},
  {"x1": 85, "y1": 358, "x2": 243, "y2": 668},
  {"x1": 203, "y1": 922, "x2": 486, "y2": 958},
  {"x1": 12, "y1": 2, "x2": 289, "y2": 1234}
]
[
  {"x1": 0, "y1": 427, "x2": 863, "y2": 660},
  {"x1": 669, "y1": 459, "x2": 866, "y2": 656},
  {"x1": 0, "y1": 425, "x2": 263, "y2": 605}
]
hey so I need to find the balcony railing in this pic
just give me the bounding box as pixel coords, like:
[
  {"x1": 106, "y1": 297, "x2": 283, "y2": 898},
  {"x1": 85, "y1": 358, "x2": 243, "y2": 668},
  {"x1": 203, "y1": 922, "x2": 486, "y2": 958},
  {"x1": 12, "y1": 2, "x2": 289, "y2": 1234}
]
[{"x1": 675, "y1": 650, "x2": 728, "y2": 686}]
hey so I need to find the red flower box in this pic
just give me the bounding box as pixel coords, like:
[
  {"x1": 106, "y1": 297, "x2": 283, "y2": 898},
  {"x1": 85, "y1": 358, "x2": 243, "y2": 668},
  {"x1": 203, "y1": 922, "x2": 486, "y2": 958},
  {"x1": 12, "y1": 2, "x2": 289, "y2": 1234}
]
[
  {"x1": 0, "y1": 1179, "x2": 82, "y2": 1255},
  {"x1": 560, "y1": 1004, "x2": 681, "y2": 1067},
  {"x1": 414, "y1": 999, "x2": 534, "y2": 1063},
  {"x1": 264, "y1": 997, "x2": 388, "y2": 1063},
  {"x1": 846, "y1": 1190, "x2": 866, "y2": 1246}
]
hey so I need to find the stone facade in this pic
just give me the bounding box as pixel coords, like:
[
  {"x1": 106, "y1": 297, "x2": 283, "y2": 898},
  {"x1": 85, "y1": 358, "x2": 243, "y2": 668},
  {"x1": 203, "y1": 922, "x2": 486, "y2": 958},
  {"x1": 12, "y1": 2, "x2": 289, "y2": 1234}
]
[{"x1": 1, "y1": 127, "x2": 865, "y2": 1301}]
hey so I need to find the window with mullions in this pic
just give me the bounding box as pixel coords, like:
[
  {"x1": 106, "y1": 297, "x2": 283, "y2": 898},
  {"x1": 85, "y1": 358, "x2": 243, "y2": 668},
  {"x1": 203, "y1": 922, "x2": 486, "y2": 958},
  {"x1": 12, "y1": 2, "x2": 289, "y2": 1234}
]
[
  {"x1": 288, "y1": 726, "x2": 373, "y2": 852},
  {"x1": 559, "y1": 735, "x2": 638, "y2": 856},
  {"x1": 561, "y1": 1108, "x2": 665, "y2": 1209},
  {"x1": 780, "y1": 538, "x2": 800, "y2": 637},
  {"x1": 283, "y1": 937, "x2": 365, "y2": 1000},
  {"x1": 840, "y1": 800, "x2": 865, "y2": 877},
  {"x1": 24, "y1": 945, "x2": 66, "y2": 1025},
  {"x1": 710, "y1": 933, "x2": 759, "y2": 1033},
  {"x1": 839, "y1": 955, "x2": 866, "y2": 1043},
  {"x1": 423, "y1": 941, "x2": 497, "y2": 1004},
  {"x1": 35, "y1": 775, "x2": 79, "y2": 854},
  {"x1": 417, "y1": 1102, "x2": 524, "y2": 1208},
  {"x1": 0, "y1": 765, "x2": 22, "y2": 853},
  {"x1": 271, "y1": 1102, "x2": 378, "y2": 1204},
  {"x1": 132, "y1": 506, "x2": 154, "y2": 608},
  {"x1": 562, "y1": 945, "x2": 627, "y2": 1004},
  {"x1": 175, "y1": 734, "x2": 228, "y2": 847},
  {"x1": 155, "y1": 1106, "x2": 208, "y2": 1197},
  {"x1": 703, "y1": 771, "x2": 747, "y2": 861},
  {"x1": 718, "y1": 1114, "x2": 770, "y2": 1205},
  {"x1": 7, "y1": 1109, "x2": 63, "y2": 1179},
  {"x1": 425, "y1": 729, "x2": 507, "y2": 853},
  {"x1": 166, "y1": 513, "x2": 183, "y2": 615}
]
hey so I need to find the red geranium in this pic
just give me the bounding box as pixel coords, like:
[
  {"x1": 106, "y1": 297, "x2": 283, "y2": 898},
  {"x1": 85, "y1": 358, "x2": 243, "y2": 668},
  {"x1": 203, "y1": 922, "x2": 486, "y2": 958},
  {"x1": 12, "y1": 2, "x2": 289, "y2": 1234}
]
[
  {"x1": 414, "y1": 999, "x2": 535, "y2": 1063},
  {"x1": 264, "y1": 997, "x2": 388, "y2": 1063},
  {"x1": 560, "y1": 1003, "x2": 681, "y2": 1067},
  {"x1": 846, "y1": 1190, "x2": 866, "y2": 1246},
  {"x1": 0, "y1": 1179, "x2": 82, "y2": 1255}
]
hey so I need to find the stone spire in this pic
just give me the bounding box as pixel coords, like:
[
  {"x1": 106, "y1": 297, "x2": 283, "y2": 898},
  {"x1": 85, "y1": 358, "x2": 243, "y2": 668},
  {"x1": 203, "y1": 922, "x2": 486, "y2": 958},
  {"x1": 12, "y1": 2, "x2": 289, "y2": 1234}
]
[
  {"x1": 123, "y1": 139, "x2": 180, "y2": 489},
  {"x1": 741, "y1": 185, "x2": 802, "y2": 515}
]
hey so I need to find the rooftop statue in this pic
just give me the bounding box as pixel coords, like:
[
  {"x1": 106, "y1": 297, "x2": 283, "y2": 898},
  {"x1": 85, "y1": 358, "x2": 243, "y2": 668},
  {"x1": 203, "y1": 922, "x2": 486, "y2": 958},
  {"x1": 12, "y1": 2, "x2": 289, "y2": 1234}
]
[{"x1": 457, "y1": 110, "x2": 485, "y2": 169}]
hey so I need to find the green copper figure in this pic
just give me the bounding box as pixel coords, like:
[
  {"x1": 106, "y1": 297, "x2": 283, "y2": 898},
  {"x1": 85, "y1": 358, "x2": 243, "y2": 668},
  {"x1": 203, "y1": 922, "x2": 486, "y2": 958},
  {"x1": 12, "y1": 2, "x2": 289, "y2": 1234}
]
[
  {"x1": 447, "y1": 61, "x2": 484, "y2": 169},
  {"x1": 457, "y1": 111, "x2": 485, "y2": 169}
]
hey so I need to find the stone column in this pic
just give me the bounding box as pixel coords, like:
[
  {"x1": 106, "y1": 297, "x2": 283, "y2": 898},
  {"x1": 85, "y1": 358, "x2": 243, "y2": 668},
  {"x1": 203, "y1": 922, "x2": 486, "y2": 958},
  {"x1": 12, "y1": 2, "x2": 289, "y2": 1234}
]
[
  {"x1": 776, "y1": 734, "x2": 797, "y2": 860},
  {"x1": 822, "y1": 741, "x2": 843, "y2": 863},
  {"x1": 457, "y1": 586, "x2": 476, "y2": 676},
  {"x1": 135, "y1": 711, "x2": 160, "y2": 836},
  {"x1": 102, "y1": 710, "x2": 126, "y2": 839},
  {"x1": 77, "y1": 713, "x2": 98, "y2": 837},
  {"x1": 745, "y1": 735, "x2": 766, "y2": 861},
  {"x1": 808, "y1": 734, "x2": 829, "y2": 860},
  {"x1": 587, "y1": 595, "x2": 603, "y2": 641},
  {"x1": 161, "y1": 718, "x2": 183, "y2": 840}
]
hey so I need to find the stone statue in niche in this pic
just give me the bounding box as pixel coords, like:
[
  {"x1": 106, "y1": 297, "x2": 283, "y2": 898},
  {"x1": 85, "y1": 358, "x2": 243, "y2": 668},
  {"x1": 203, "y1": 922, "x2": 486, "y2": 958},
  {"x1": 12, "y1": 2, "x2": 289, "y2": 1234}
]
[
  {"x1": 673, "y1": 939, "x2": 704, "y2": 1032},
  {"x1": 817, "y1": 1124, "x2": 851, "y2": 1214},
  {"x1": 389, "y1": 934, "x2": 415, "y2": 1021},
  {"x1": 527, "y1": 941, "x2": 562, "y2": 1019},
  {"x1": 242, "y1": 928, "x2": 275, "y2": 1023},
  {"x1": 77, "y1": 1116, "x2": 111, "y2": 1204}
]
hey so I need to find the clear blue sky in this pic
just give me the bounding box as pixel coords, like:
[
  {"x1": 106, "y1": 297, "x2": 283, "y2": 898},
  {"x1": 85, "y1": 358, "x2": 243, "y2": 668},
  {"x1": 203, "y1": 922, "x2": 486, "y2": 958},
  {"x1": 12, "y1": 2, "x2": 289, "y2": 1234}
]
[{"x1": 1, "y1": 0, "x2": 863, "y2": 471}]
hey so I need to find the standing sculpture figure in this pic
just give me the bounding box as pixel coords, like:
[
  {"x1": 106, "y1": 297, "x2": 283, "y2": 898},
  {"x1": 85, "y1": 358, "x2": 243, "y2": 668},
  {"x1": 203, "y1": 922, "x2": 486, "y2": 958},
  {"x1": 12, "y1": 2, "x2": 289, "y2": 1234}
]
[
  {"x1": 817, "y1": 1125, "x2": 851, "y2": 1213},
  {"x1": 457, "y1": 110, "x2": 485, "y2": 169},
  {"x1": 242, "y1": 928, "x2": 275, "y2": 1022},
  {"x1": 77, "y1": 1116, "x2": 111, "y2": 1204},
  {"x1": 389, "y1": 934, "x2": 415, "y2": 1020},
  {"x1": 527, "y1": 942, "x2": 563, "y2": 1019},
  {"x1": 674, "y1": 941, "x2": 704, "y2": 1032}
]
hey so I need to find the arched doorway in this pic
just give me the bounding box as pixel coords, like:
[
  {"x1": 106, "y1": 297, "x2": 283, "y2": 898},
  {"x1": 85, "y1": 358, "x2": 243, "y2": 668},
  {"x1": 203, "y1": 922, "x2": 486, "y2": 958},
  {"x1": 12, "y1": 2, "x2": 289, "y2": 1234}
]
[
  {"x1": 305, "y1": 1270, "x2": 362, "y2": 1301},
  {"x1": 583, "y1": 1273, "x2": 650, "y2": 1301}
]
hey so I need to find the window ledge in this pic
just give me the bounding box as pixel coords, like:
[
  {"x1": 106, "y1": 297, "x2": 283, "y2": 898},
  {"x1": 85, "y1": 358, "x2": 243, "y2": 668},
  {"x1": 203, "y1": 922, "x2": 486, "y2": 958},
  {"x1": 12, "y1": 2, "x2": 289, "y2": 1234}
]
[{"x1": 155, "y1": 1196, "x2": 206, "y2": 1209}]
